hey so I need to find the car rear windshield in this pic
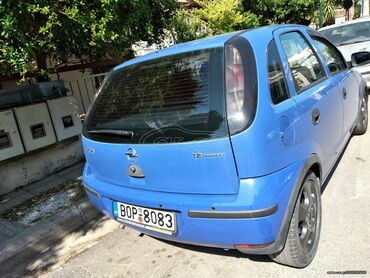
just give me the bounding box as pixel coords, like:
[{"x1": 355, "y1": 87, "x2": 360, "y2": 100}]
[
  {"x1": 320, "y1": 21, "x2": 370, "y2": 46},
  {"x1": 83, "y1": 48, "x2": 228, "y2": 144}
]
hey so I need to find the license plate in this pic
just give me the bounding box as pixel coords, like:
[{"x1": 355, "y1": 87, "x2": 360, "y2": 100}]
[{"x1": 113, "y1": 201, "x2": 176, "y2": 235}]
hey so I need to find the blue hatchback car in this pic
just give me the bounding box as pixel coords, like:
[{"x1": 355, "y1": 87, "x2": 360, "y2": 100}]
[{"x1": 82, "y1": 25, "x2": 368, "y2": 267}]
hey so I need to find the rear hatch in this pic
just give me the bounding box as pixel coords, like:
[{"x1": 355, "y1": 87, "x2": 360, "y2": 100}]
[{"x1": 83, "y1": 48, "x2": 240, "y2": 194}]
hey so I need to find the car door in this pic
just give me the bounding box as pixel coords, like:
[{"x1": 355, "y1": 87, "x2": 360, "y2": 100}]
[
  {"x1": 274, "y1": 28, "x2": 344, "y2": 177},
  {"x1": 308, "y1": 33, "x2": 359, "y2": 139}
]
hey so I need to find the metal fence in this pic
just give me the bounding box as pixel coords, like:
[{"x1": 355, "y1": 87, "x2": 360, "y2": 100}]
[{"x1": 64, "y1": 72, "x2": 108, "y2": 116}]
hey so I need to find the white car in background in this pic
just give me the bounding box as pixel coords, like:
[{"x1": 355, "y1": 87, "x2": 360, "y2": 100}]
[{"x1": 319, "y1": 17, "x2": 370, "y2": 88}]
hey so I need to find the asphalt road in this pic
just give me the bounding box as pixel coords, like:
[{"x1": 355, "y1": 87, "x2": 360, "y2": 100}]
[{"x1": 45, "y1": 131, "x2": 370, "y2": 278}]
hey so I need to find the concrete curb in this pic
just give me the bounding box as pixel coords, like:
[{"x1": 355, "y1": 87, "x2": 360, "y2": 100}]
[{"x1": 0, "y1": 198, "x2": 101, "y2": 267}]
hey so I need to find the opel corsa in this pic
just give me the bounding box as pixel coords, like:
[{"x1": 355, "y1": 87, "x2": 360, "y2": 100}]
[{"x1": 82, "y1": 25, "x2": 368, "y2": 267}]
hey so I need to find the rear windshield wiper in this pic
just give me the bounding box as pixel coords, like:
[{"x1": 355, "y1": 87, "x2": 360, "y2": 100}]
[{"x1": 88, "y1": 129, "x2": 134, "y2": 138}]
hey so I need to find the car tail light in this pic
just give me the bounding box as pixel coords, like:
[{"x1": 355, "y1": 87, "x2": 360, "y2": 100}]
[
  {"x1": 224, "y1": 37, "x2": 257, "y2": 136},
  {"x1": 225, "y1": 45, "x2": 246, "y2": 134}
]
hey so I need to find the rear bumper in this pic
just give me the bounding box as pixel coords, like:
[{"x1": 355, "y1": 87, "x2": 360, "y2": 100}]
[
  {"x1": 187, "y1": 204, "x2": 278, "y2": 219},
  {"x1": 82, "y1": 157, "x2": 306, "y2": 254}
]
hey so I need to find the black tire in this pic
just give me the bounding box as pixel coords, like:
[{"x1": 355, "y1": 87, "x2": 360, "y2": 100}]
[
  {"x1": 269, "y1": 171, "x2": 322, "y2": 268},
  {"x1": 353, "y1": 92, "x2": 368, "y2": 135}
]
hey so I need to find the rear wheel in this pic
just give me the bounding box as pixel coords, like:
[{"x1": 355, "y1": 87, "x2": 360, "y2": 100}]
[
  {"x1": 353, "y1": 93, "x2": 368, "y2": 135},
  {"x1": 269, "y1": 171, "x2": 321, "y2": 268}
]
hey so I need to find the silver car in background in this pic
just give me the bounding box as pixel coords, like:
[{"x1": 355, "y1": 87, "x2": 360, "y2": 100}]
[{"x1": 320, "y1": 17, "x2": 370, "y2": 88}]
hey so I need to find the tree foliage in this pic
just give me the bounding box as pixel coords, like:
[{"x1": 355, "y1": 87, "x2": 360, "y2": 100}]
[
  {"x1": 172, "y1": 0, "x2": 259, "y2": 43},
  {"x1": 194, "y1": 0, "x2": 259, "y2": 35},
  {"x1": 353, "y1": 0, "x2": 361, "y2": 19},
  {"x1": 0, "y1": 0, "x2": 177, "y2": 80},
  {"x1": 311, "y1": 0, "x2": 337, "y2": 26},
  {"x1": 1, "y1": 0, "x2": 355, "y2": 80},
  {"x1": 243, "y1": 0, "x2": 317, "y2": 26},
  {"x1": 173, "y1": 0, "x2": 323, "y2": 43}
]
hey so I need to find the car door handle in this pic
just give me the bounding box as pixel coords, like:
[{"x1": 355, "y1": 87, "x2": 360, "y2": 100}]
[
  {"x1": 342, "y1": 88, "x2": 347, "y2": 99},
  {"x1": 312, "y1": 109, "x2": 320, "y2": 125}
]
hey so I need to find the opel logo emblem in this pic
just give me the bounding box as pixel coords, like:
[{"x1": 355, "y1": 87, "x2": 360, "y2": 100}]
[{"x1": 124, "y1": 148, "x2": 138, "y2": 162}]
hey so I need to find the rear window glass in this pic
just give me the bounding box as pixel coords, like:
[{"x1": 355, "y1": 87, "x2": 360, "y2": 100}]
[
  {"x1": 83, "y1": 48, "x2": 228, "y2": 144},
  {"x1": 267, "y1": 41, "x2": 289, "y2": 104},
  {"x1": 320, "y1": 21, "x2": 370, "y2": 46}
]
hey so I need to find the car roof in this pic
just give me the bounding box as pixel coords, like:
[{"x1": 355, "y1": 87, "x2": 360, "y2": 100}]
[
  {"x1": 113, "y1": 24, "x2": 306, "y2": 71},
  {"x1": 114, "y1": 32, "x2": 239, "y2": 70},
  {"x1": 319, "y1": 16, "x2": 370, "y2": 31}
]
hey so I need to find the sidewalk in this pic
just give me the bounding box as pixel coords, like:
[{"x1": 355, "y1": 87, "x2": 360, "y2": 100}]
[
  {"x1": 0, "y1": 162, "x2": 85, "y2": 244},
  {"x1": 0, "y1": 161, "x2": 120, "y2": 277}
]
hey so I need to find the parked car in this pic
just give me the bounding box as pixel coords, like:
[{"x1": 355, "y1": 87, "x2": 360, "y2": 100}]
[
  {"x1": 319, "y1": 17, "x2": 370, "y2": 88},
  {"x1": 82, "y1": 25, "x2": 368, "y2": 268}
]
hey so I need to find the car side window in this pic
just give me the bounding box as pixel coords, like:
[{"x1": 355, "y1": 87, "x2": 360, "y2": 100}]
[
  {"x1": 280, "y1": 32, "x2": 326, "y2": 93},
  {"x1": 310, "y1": 35, "x2": 347, "y2": 75},
  {"x1": 267, "y1": 41, "x2": 289, "y2": 104}
]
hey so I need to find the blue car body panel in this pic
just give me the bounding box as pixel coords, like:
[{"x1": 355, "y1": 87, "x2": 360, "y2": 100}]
[
  {"x1": 82, "y1": 25, "x2": 365, "y2": 253},
  {"x1": 83, "y1": 136, "x2": 239, "y2": 195},
  {"x1": 83, "y1": 155, "x2": 307, "y2": 248}
]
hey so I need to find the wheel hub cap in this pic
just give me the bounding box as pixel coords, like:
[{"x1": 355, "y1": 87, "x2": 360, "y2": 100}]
[{"x1": 298, "y1": 180, "x2": 318, "y2": 253}]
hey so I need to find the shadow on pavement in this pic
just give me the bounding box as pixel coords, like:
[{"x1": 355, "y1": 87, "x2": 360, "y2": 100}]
[
  {"x1": 150, "y1": 236, "x2": 273, "y2": 263},
  {"x1": 0, "y1": 211, "x2": 106, "y2": 278}
]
